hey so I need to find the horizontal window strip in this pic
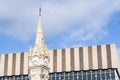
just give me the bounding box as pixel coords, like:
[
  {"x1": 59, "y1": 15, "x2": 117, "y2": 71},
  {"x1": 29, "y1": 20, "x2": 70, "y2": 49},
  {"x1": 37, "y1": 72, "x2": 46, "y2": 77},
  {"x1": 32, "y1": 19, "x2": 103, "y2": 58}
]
[
  {"x1": 0, "y1": 75, "x2": 28, "y2": 80},
  {"x1": 49, "y1": 69, "x2": 118, "y2": 80}
]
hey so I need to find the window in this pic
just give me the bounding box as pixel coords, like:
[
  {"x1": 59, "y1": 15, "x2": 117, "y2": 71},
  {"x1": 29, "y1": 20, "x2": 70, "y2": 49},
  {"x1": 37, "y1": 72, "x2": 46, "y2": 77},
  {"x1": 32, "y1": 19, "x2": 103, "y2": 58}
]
[
  {"x1": 49, "y1": 69, "x2": 119, "y2": 80},
  {"x1": 0, "y1": 75, "x2": 28, "y2": 80}
]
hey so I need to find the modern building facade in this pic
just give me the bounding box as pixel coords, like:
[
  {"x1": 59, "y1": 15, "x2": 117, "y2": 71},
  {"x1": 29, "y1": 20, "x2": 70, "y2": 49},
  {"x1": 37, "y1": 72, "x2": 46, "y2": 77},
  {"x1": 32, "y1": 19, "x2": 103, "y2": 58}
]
[{"x1": 0, "y1": 11, "x2": 120, "y2": 80}]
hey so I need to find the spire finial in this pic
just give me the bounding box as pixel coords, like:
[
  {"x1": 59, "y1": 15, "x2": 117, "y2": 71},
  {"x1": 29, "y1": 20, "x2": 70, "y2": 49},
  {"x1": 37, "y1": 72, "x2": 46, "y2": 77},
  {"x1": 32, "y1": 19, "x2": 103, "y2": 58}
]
[
  {"x1": 39, "y1": 7, "x2": 41, "y2": 16},
  {"x1": 39, "y1": 3, "x2": 42, "y2": 16}
]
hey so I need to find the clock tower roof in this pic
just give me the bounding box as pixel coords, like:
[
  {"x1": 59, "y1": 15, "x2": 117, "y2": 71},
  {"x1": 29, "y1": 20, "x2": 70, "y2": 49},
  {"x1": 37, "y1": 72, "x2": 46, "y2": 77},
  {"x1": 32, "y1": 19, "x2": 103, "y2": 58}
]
[
  {"x1": 35, "y1": 8, "x2": 44, "y2": 47},
  {"x1": 30, "y1": 8, "x2": 49, "y2": 56}
]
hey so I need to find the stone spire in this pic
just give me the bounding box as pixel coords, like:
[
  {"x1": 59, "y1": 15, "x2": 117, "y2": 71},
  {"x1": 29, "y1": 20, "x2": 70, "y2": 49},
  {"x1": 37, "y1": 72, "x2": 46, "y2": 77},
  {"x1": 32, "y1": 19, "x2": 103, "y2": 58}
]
[
  {"x1": 35, "y1": 8, "x2": 44, "y2": 47},
  {"x1": 28, "y1": 8, "x2": 50, "y2": 80}
]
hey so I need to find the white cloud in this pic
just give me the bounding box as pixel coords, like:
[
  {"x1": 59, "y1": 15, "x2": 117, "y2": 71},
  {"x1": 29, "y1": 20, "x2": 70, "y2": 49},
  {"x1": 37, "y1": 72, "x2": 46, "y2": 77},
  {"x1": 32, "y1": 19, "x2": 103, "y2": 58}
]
[
  {"x1": 0, "y1": 0, "x2": 120, "y2": 47},
  {"x1": 0, "y1": 0, "x2": 38, "y2": 41},
  {"x1": 42, "y1": 0, "x2": 120, "y2": 47}
]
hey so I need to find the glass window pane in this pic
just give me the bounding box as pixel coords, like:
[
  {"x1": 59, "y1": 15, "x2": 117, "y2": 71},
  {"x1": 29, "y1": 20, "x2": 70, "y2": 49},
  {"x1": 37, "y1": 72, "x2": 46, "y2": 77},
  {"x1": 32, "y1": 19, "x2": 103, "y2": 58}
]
[
  {"x1": 65, "y1": 72, "x2": 68, "y2": 80},
  {"x1": 88, "y1": 71, "x2": 91, "y2": 80}
]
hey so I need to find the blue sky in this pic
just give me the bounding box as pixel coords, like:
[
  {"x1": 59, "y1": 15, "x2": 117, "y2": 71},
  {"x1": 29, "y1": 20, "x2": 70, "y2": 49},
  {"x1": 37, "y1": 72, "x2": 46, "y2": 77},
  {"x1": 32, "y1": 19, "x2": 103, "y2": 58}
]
[{"x1": 0, "y1": 0, "x2": 120, "y2": 54}]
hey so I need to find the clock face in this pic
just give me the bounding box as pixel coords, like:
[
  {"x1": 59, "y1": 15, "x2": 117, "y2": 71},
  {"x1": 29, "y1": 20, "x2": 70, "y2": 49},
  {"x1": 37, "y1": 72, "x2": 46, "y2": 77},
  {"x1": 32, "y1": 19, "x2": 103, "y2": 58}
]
[
  {"x1": 44, "y1": 58, "x2": 49, "y2": 66},
  {"x1": 32, "y1": 56, "x2": 39, "y2": 65}
]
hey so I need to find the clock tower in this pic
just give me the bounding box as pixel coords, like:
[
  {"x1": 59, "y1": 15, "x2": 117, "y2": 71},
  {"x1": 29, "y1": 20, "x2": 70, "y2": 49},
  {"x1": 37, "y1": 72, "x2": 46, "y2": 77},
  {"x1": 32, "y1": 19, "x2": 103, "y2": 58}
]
[{"x1": 28, "y1": 8, "x2": 50, "y2": 80}]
